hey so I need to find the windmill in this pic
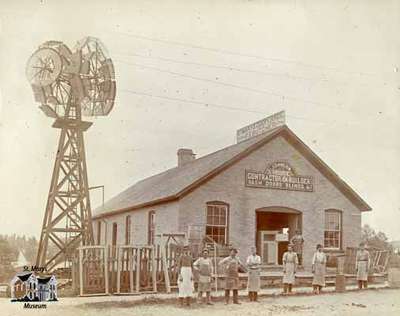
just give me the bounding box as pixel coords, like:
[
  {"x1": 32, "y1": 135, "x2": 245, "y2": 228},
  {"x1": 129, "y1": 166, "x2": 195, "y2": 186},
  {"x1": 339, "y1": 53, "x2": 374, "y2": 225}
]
[{"x1": 25, "y1": 37, "x2": 116, "y2": 270}]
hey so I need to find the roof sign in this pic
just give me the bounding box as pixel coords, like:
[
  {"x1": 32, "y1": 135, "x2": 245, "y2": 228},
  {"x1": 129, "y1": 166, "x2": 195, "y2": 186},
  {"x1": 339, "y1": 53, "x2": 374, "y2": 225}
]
[{"x1": 236, "y1": 110, "x2": 286, "y2": 143}]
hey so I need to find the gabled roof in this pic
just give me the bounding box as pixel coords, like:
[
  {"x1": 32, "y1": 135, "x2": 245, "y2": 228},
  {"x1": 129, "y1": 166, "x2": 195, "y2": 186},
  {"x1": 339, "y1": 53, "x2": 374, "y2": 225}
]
[
  {"x1": 16, "y1": 272, "x2": 33, "y2": 282},
  {"x1": 93, "y1": 125, "x2": 371, "y2": 219},
  {"x1": 37, "y1": 276, "x2": 52, "y2": 284}
]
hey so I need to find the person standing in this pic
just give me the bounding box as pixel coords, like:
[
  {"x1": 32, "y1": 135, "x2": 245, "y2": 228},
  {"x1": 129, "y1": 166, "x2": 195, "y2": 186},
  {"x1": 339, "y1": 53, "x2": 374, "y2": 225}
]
[
  {"x1": 356, "y1": 242, "x2": 370, "y2": 289},
  {"x1": 246, "y1": 246, "x2": 261, "y2": 302},
  {"x1": 177, "y1": 245, "x2": 194, "y2": 306},
  {"x1": 218, "y1": 248, "x2": 245, "y2": 305},
  {"x1": 282, "y1": 244, "x2": 298, "y2": 294},
  {"x1": 193, "y1": 248, "x2": 213, "y2": 305},
  {"x1": 311, "y1": 244, "x2": 327, "y2": 294},
  {"x1": 290, "y1": 230, "x2": 304, "y2": 265}
]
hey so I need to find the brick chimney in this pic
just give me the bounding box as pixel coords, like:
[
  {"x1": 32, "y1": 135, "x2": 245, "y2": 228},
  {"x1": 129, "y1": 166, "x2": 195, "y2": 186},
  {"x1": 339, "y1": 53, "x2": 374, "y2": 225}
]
[{"x1": 177, "y1": 148, "x2": 196, "y2": 167}]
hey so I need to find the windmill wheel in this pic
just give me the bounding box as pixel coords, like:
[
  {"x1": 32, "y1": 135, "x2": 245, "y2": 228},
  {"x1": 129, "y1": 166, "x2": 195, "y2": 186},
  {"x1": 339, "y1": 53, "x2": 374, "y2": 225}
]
[
  {"x1": 75, "y1": 37, "x2": 116, "y2": 116},
  {"x1": 26, "y1": 41, "x2": 76, "y2": 118}
]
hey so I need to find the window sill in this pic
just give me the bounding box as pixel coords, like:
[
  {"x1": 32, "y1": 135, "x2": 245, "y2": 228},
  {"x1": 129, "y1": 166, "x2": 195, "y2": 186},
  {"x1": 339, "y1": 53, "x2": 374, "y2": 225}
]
[{"x1": 324, "y1": 248, "x2": 344, "y2": 254}]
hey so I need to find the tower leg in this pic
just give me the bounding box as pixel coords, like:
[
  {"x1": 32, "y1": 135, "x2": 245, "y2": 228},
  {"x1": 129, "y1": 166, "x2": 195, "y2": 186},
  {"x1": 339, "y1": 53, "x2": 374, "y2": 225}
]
[{"x1": 36, "y1": 121, "x2": 94, "y2": 270}]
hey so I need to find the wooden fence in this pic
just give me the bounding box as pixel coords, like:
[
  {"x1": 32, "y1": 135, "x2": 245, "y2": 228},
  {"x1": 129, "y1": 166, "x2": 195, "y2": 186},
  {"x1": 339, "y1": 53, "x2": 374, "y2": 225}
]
[
  {"x1": 74, "y1": 236, "x2": 187, "y2": 296},
  {"x1": 344, "y1": 247, "x2": 390, "y2": 274}
]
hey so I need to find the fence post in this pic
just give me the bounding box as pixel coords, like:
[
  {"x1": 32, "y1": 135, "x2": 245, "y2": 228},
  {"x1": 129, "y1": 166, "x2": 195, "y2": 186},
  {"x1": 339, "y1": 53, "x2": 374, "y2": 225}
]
[
  {"x1": 116, "y1": 246, "x2": 121, "y2": 294},
  {"x1": 104, "y1": 246, "x2": 109, "y2": 295},
  {"x1": 336, "y1": 255, "x2": 346, "y2": 293},
  {"x1": 214, "y1": 244, "x2": 218, "y2": 294},
  {"x1": 160, "y1": 236, "x2": 171, "y2": 293},
  {"x1": 135, "y1": 248, "x2": 141, "y2": 293},
  {"x1": 129, "y1": 248, "x2": 134, "y2": 293},
  {"x1": 152, "y1": 246, "x2": 157, "y2": 292},
  {"x1": 79, "y1": 248, "x2": 83, "y2": 296}
]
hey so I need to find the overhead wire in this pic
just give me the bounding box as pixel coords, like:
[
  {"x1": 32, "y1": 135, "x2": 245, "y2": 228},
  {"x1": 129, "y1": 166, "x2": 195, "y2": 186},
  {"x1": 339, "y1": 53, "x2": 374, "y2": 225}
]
[
  {"x1": 113, "y1": 51, "x2": 367, "y2": 88},
  {"x1": 114, "y1": 31, "x2": 381, "y2": 78},
  {"x1": 119, "y1": 88, "x2": 339, "y2": 125},
  {"x1": 115, "y1": 59, "x2": 344, "y2": 111}
]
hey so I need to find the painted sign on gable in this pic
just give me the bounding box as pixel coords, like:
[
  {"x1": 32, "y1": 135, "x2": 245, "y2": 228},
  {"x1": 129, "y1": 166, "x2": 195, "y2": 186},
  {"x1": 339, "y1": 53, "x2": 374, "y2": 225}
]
[{"x1": 245, "y1": 161, "x2": 313, "y2": 192}]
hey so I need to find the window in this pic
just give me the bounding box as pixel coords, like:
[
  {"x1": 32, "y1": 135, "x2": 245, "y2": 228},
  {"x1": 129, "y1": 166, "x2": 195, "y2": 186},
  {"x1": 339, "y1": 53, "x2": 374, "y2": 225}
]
[
  {"x1": 112, "y1": 222, "x2": 118, "y2": 246},
  {"x1": 324, "y1": 210, "x2": 342, "y2": 249},
  {"x1": 112, "y1": 222, "x2": 118, "y2": 256},
  {"x1": 125, "y1": 215, "x2": 131, "y2": 245},
  {"x1": 97, "y1": 221, "x2": 101, "y2": 245},
  {"x1": 148, "y1": 211, "x2": 156, "y2": 245},
  {"x1": 206, "y1": 202, "x2": 229, "y2": 245}
]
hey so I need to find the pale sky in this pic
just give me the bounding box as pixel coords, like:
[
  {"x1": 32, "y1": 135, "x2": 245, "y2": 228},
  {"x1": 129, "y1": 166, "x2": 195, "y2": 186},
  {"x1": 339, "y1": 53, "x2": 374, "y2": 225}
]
[{"x1": 0, "y1": 0, "x2": 399, "y2": 240}]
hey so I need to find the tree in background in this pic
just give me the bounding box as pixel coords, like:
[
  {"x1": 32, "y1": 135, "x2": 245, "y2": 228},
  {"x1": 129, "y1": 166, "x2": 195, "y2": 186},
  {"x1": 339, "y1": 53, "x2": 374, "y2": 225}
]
[
  {"x1": 0, "y1": 236, "x2": 17, "y2": 282},
  {"x1": 0, "y1": 234, "x2": 39, "y2": 264},
  {"x1": 362, "y1": 224, "x2": 392, "y2": 250}
]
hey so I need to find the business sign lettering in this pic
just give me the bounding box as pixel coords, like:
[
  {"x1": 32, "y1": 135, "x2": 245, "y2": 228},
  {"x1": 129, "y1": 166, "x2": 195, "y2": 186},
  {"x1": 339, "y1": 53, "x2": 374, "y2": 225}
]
[
  {"x1": 245, "y1": 161, "x2": 313, "y2": 192},
  {"x1": 236, "y1": 110, "x2": 285, "y2": 143}
]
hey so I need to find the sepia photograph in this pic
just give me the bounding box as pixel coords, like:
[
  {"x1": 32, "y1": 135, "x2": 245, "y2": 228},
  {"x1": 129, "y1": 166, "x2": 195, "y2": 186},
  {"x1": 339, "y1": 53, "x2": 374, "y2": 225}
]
[{"x1": 0, "y1": 1, "x2": 399, "y2": 315}]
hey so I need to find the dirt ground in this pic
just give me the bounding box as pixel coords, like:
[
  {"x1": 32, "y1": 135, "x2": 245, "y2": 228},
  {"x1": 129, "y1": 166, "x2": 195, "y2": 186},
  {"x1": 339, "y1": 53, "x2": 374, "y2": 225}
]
[{"x1": 1, "y1": 288, "x2": 400, "y2": 316}]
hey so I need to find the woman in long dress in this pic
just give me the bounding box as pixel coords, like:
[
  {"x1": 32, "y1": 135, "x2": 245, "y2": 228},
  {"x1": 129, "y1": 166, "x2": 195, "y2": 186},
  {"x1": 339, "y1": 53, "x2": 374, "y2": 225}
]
[
  {"x1": 311, "y1": 244, "x2": 326, "y2": 294},
  {"x1": 177, "y1": 245, "x2": 194, "y2": 306},
  {"x1": 193, "y1": 248, "x2": 213, "y2": 305},
  {"x1": 246, "y1": 246, "x2": 261, "y2": 302},
  {"x1": 356, "y1": 242, "x2": 370, "y2": 289},
  {"x1": 282, "y1": 244, "x2": 298, "y2": 294}
]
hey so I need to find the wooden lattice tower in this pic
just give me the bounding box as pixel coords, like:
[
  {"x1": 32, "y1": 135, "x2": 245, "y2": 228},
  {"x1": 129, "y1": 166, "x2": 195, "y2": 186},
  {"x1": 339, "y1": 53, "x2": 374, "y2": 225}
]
[{"x1": 26, "y1": 38, "x2": 116, "y2": 270}]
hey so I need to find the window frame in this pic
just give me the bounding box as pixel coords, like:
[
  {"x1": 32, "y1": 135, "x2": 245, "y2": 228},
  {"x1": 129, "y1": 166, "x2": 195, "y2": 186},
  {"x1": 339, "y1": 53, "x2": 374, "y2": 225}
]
[
  {"x1": 148, "y1": 211, "x2": 156, "y2": 245},
  {"x1": 324, "y1": 209, "x2": 342, "y2": 250},
  {"x1": 125, "y1": 215, "x2": 131, "y2": 245},
  {"x1": 97, "y1": 221, "x2": 102, "y2": 245},
  {"x1": 205, "y1": 201, "x2": 230, "y2": 245},
  {"x1": 112, "y1": 222, "x2": 118, "y2": 246}
]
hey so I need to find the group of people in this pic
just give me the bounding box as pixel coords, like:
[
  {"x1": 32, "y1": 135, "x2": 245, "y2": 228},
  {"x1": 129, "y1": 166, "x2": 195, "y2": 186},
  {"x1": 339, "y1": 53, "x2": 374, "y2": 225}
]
[{"x1": 176, "y1": 239, "x2": 371, "y2": 306}]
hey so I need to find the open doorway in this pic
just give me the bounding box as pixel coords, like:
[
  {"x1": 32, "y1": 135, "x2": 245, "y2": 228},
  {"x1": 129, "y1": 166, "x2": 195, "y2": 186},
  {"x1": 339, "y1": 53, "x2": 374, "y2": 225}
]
[{"x1": 256, "y1": 207, "x2": 302, "y2": 265}]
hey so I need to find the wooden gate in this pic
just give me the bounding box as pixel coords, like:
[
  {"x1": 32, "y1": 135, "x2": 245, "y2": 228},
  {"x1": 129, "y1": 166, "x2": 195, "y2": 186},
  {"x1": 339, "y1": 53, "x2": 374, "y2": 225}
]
[
  {"x1": 76, "y1": 245, "x2": 157, "y2": 296},
  {"x1": 78, "y1": 246, "x2": 109, "y2": 296},
  {"x1": 116, "y1": 245, "x2": 157, "y2": 294},
  {"x1": 344, "y1": 247, "x2": 390, "y2": 274}
]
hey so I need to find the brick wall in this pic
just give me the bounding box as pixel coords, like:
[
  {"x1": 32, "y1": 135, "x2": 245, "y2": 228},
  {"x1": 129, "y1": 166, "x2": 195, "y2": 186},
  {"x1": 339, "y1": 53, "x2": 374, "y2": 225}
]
[
  {"x1": 93, "y1": 135, "x2": 364, "y2": 271},
  {"x1": 179, "y1": 136, "x2": 362, "y2": 269},
  {"x1": 93, "y1": 201, "x2": 180, "y2": 246}
]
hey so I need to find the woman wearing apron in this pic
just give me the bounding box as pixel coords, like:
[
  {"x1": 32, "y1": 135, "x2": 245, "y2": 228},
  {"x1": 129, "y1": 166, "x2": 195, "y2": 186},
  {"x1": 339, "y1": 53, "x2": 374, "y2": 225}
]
[
  {"x1": 177, "y1": 245, "x2": 194, "y2": 306},
  {"x1": 193, "y1": 248, "x2": 213, "y2": 305},
  {"x1": 282, "y1": 244, "x2": 298, "y2": 294},
  {"x1": 246, "y1": 246, "x2": 261, "y2": 302},
  {"x1": 311, "y1": 244, "x2": 327, "y2": 294},
  {"x1": 356, "y1": 242, "x2": 370, "y2": 289}
]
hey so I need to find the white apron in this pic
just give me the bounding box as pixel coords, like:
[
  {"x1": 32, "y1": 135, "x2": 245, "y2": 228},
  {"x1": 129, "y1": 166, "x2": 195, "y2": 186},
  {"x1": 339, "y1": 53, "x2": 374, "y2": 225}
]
[
  {"x1": 356, "y1": 250, "x2": 370, "y2": 281},
  {"x1": 282, "y1": 252, "x2": 298, "y2": 285},
  {"x1": 178, "y1": 266, "x2": 194, "y2": 297},
  {"x1": 312, "y1": 252, "x2": 326, "y2": 286}
]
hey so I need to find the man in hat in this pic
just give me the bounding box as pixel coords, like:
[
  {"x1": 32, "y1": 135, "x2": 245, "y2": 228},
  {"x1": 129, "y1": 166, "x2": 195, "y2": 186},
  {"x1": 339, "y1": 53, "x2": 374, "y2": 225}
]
[
  {"x1": 193, "y1": 248, "x2": 213, "y2": 305},
  {"x1": 356, "y1": 242, "x2": 370, "y2": 289},
  {"x1": 218, "y1": 248, "x2": 245, "y2": 304},
  {"x1": 282, "y1": 243, "x2": 298, "y2": 294},
  {"x1": 177, "y1": 245, "x2": 194, "y2": 306},
  {"x1": 246, "y1": 246, "x2": 261, "y2": 302},
  {"x1": 290, "y1": 229, "x2": 304, "y2": 265}
]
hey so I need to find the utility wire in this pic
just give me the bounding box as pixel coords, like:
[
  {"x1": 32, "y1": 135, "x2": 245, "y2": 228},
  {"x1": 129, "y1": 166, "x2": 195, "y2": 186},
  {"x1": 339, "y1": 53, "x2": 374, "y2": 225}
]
[
  {"x1": 115, "y1": 31, "x2": 380, "y2": 78},
  {"x1": 120, "y1": 88, "x2": 400, "y2": 149},
  {"x1": 120, "y1": 88, "x2": 336, "y2": 125},
  {"x1": 115, "y1": 59, "x2": 344, "y2": 111},
  {"x1": 113, "y1": 51, "x2": 358, "y2": 87}
]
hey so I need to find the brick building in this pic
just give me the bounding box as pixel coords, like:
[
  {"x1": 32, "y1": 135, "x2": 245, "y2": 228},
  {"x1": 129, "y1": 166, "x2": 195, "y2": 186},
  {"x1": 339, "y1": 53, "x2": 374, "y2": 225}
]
[{"x1": 92, "y1": 124, "x2": 371, "y2": 269}]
